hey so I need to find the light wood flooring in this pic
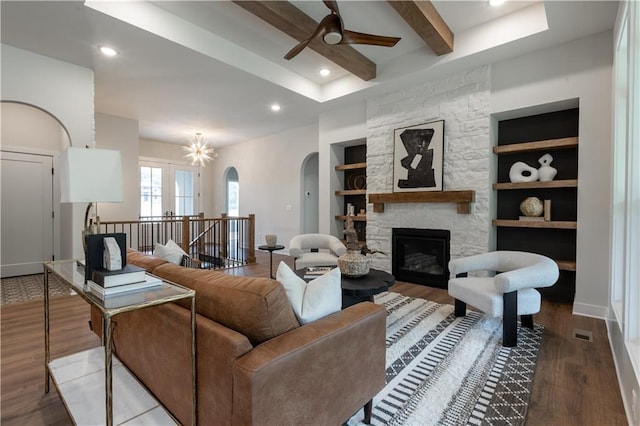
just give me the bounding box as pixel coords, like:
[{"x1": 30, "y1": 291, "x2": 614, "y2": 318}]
[{"x1": 1, "y1": 252, "x2": 628, "y2": 425}]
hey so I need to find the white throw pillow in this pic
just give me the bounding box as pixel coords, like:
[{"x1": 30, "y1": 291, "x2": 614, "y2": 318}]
[
  {"x1": 276, "y1": 261, "x2": 342, "y2": 324},
  {"x1": 153, "y1": 239, "x2": 187, "y2": 265}
]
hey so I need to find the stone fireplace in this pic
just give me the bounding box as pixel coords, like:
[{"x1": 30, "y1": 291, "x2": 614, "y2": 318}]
[
  {"x1": 364, "y1": 65, "x2": 491, "y2": 272},
  {"x1": 392, "y1": 228, "x2": 451, "y2": 288}
]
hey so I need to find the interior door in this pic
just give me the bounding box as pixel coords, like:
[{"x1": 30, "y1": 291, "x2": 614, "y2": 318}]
[{"x1": 1, "y1": 151, "x2": 54, "y2": 277}]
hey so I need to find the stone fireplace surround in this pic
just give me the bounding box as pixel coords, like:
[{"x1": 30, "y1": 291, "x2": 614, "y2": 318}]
[{"x1": 365, "y1": 65, "x2": 491, "y2": 274}]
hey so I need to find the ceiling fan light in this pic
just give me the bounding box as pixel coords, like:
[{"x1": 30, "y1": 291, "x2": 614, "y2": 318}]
[{"x1": 323, "y1": 31, "x2": 342, "y2": 45}]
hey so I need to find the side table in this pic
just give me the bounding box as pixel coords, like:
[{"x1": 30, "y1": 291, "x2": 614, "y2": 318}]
[
  {"x1": 44, "y1": 260, "x2": 196, "y2": 426},
  {"x1": 257, "y1": 244, "x2": 285, "y2": 278}
]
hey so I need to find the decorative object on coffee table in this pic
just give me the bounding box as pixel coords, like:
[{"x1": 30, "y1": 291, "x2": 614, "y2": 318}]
[
  {"x1": 337, "y1": 216, "x2": 369, "y2": 277},
  {"x1": 537, "y1": 153, "x2": 557, "y2": 181},
  {"x1": 509, "y1": 161, "x2": 539, "y2": 183}
]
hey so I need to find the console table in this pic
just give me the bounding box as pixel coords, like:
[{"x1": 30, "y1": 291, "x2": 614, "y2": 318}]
[{"x1": 44, "y1": 260, "x2": 197, "y2": 426}]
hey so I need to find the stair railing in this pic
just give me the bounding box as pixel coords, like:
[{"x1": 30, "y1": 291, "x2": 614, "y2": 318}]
[{"x1": 98, "y1": 213, "x2": 256, "y2": 269}]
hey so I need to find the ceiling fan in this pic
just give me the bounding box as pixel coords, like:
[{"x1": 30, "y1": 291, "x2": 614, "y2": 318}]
[{"x1": 284, "y1": 0, "x2": 401, "y2": 60}]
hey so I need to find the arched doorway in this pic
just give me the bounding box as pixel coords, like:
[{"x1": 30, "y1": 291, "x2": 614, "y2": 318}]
[
  {"x1": 300, "y1": 153, "x2": 319, "y2": 234},
  {"x1": 224, "y1": 167, "x2": 239, "y2": 216},
  {"x1": 1, "y1": 101, "x2": 70, "y2": 276}
]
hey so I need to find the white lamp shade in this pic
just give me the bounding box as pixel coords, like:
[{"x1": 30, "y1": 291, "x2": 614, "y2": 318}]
[{"x1": 60, "y1": 147, "x2": 123, "y2": 203}]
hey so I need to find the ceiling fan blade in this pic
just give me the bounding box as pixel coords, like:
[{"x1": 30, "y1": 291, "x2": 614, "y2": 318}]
[
  {"x1": 323, "y1": 0, "x2": 340, "y2": 15},
  {"x1": 284, "y1": 38, "x2": 313, "y2": 60},
  {"x1": 341, "y1": 30, "x2": 401, "y2": 47},
  {"x1": 284, "y1": 14, "x2": 334, "y2": 59}
]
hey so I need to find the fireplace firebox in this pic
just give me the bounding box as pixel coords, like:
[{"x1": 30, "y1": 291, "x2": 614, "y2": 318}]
[{"x1": 392, "y1": 228, "x2": 451, "y2": 288}]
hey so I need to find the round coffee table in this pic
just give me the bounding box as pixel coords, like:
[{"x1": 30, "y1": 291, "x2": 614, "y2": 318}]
[
  {"x1": 295, "y1": 268, "x2": 395, "y2": 309},
  {"x1": 258, "y1": 245, "x2": 285, "y2": 279}
]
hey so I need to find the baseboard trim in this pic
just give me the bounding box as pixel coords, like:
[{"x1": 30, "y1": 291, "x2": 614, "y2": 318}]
[{"x1": 572, "y1": 302, "x2": 608, "y2": 319}]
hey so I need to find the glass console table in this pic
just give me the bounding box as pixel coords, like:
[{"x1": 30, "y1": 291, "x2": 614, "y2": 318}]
[{"x1": 44, "y1": 260, "x2": 196, "y2": 426}]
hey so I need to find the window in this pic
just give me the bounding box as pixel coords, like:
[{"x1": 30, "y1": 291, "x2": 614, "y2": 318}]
[
  {"x1": 140, "y1": 165, "x2": 163, "y2": 217},
  {"x1": 175, "y1": 169, "x2": 195, "y2": 216},
  {"x1": 140, "y1": 161, "x2": 200, "y2": 217},
  {"x1": 226, "y1": 167, "x2": 239, "y2": 216}
]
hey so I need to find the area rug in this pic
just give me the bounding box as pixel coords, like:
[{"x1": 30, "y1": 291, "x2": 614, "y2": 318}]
[
  {"x1": 0, "y1": 273, "x2": 71, "y2": 305},
  {"x1": 348, "y1": 292, "x2": 543, "y2": 426}
]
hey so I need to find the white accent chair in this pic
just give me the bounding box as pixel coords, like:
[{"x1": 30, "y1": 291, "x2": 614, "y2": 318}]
[
  {"x1": 448, "y1": 251, "x2": 559, "y2": 347},
  {"x1": 289, "y1": 234, "x2": 347, "y2": 270}
]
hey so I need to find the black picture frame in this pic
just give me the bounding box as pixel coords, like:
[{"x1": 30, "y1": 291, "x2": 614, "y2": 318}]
[{"x1": 393, "y1": 120, "x2": 445, "y2": 192}]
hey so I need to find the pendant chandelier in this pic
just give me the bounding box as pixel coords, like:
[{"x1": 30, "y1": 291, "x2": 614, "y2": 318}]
[{"x1": 183, "y1": 132, "x2": 216, "y2": 166}]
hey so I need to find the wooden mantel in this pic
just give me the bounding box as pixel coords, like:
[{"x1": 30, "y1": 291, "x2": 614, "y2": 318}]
[{"x1": 368, "y1": 190, "x2": 475, "y2": 214}]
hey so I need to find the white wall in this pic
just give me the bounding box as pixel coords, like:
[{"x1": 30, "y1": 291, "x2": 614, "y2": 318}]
[
  {"x1": 1, "y1": 44, "x2": 94, "y2": 259},
  {"x1": 491, "y1": 31, "x2": 614, "y2": 317},
  {"x1": 208, "y1": 122, "x2": 319, "y2": 249},
  {"x1": 139, "y1": 137, "x2": 186, "y2": 162},
  {"x1": 95, "y1": 113, "x2": 140, "y2": 221},
  {"x1": 318, "y1": 103, "x2": 367, "y2": 236}
]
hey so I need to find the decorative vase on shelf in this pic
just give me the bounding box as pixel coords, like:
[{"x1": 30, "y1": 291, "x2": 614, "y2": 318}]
[
  {"x1": 509, "y1": 161, "x2": 539, "y2": 183},
  {"x1": 537, "y1": 153, "x2": 557, "y2": 182},
  {"x1": 337, "y1": 215, "x2": 369, "y2": 277}
]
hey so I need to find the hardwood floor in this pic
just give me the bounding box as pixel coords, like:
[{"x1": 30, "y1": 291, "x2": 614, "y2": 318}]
[{"x1": 1, "y1": 252, "x2": 627, "y2": 425}]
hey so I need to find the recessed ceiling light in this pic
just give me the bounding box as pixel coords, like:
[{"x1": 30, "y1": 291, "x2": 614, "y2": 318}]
[
  {"x1": 270, "y1": 104, "x2": 281, "y2": 112},
  {"x1": 98, "y1": 46, "x2": 118, "y2": 57},
  {"x1": 320, "y1": 68, "x2": 331, "y2": 77},
  {"x1": 489, "y1": 0, "x2": 506, "y2": 6}
]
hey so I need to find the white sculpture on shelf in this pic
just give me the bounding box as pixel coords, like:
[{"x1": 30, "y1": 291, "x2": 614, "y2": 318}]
[
  {"x1": 537, "y1": 153, "x2": 557, "y2": 182},
  {"x1": 509, "y1": 161, "x2": 539, "y2": 183}
]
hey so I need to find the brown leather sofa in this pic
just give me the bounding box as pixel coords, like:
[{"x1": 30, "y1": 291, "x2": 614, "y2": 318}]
[{"x1": 91, "y1": 249, "x2": 386, "y2": 425}]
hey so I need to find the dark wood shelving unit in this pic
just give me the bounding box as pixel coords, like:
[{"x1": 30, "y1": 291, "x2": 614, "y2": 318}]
[
  {"x1": 336, "y1": 144, "x2": 367, "y2": 242},
  {"x1": 494, "y1": 108, "x2": 579, "y2": 302}
]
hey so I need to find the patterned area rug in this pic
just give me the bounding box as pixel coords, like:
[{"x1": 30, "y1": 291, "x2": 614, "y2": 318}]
[
  {"x1": 348, "y1": 292, "x2": 543, "y2": 426},
  {"x1": 1, "y1": 273, "x2": 71, "y2": 305}
]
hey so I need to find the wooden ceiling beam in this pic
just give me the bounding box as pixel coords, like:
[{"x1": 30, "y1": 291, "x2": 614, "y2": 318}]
[
  {"x1": 232, "y1": 1, "x2": 376, "y2": 81},
  {"x1": 388, "y1": 1, "x2": 454, "y2": 55}
]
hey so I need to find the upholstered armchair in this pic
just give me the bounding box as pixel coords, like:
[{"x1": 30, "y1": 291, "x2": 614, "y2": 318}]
[
  {"x1": 448, "y1": 251, "x2": 559, "y2": 347},
  {"x1": 289, "y1": 234, "x2": 347, "y2": 269}
]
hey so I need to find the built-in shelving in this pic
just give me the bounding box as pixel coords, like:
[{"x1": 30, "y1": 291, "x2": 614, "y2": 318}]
[
  {"x1": 494, "y1": 108, "x2": 579, "y2": 302},
  {"x1": 335, "y1": 215, "x2": 367, "y2": 221},
  {"x1": 492, "y1": 137, "x2": 578, "y2": 154},
  {"x1": 492, "y1": 219, "x2": 577, "y2": 229},
  {"x1": 335, "y1": 189, "x2": 367, "y2": 196},
  {"x1": 493, "y1": 179, "x2": 577, "y2": 190},
  {"x1": 335, "y1": 162, "x2": 366, "y2": 171}
]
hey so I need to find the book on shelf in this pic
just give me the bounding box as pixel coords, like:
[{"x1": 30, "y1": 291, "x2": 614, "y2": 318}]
[
  {"x1": 304, "y1": 266, "x2": 335, "y2": 279},
  {"x1": 88, "y1": 274, "x2": 163, "y2": 299},
  {"x1": 91, "y1": 264, "x2": 146, "y2": 288},
  {"x1": 100, "y1": 291, "x2": 146, "y2": 308}
]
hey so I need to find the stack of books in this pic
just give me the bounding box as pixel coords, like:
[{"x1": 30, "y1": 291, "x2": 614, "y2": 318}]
[
  {"x1": 88, "y1": 264, "x2": 162, "y2": 303},
  {"x1": 303, "y1": 266, "x2": 335, "y2": 280}
]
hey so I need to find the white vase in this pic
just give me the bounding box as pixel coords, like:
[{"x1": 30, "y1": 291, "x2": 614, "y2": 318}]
[
  {"x1": 509, "y1": 161, "x2": 539, "y2": 183},
  {"x1": 538, "y1": 153, "x2": 557, "y2": 182}
]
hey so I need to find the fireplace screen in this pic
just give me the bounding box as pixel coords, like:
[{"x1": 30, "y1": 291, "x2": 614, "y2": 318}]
[{"x1": 392, "y1": 228, "x2": 451, "y2": 288}]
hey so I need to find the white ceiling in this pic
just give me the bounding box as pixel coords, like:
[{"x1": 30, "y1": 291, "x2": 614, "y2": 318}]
[{"x1": 1, "y1": 1, "x2": 619, "y2": 148}]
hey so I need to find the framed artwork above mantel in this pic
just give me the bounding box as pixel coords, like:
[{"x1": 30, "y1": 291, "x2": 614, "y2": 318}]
[{"x1": 393, "y1": 120, "x2": 445, "y2": 192}]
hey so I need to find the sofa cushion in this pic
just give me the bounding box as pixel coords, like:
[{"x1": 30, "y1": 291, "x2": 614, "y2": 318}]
[
  {"x1": 126, "y1": 248, "x2": 168, "y2": 272},
  {"x1": 152, "y1": 262, "x2": 300, "y2": 345},
  {"x1": 276, "y1": 261, "x2": 342, "y2": 324},
  {"x1": 153, "y1": 239, "x2": 188, "y2": 265}
]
